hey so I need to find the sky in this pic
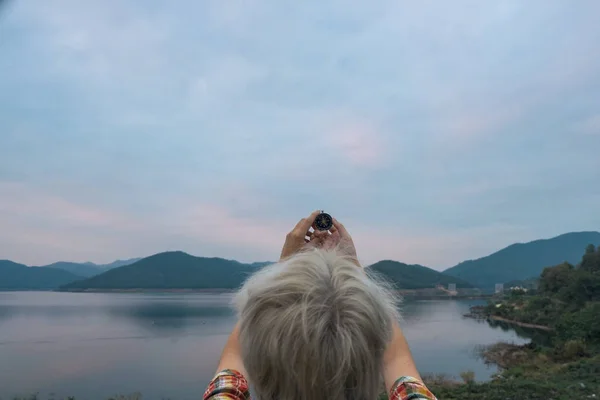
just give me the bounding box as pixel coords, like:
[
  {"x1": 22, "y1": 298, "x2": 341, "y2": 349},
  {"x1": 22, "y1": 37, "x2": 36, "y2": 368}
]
[{"x1": 1, "y1": 0, "x2": 599, "y2": 270}]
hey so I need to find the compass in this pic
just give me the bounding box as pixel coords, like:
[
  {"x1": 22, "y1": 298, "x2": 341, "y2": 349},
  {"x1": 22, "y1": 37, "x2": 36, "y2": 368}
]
[{"x1": 314, "y1": 211, "x2": 333, "y2": 231}]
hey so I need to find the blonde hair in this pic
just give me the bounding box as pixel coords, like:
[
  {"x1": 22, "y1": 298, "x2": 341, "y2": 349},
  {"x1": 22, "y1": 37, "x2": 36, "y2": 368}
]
[{"x1": 234, "y1": 249, "x2": 399, "y2": 400}]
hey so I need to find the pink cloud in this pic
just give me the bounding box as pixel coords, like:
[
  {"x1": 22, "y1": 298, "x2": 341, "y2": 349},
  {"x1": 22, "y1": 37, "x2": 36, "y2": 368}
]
[
  {"x1": 0, "y1": 182, "x2": 145, "y2": 264},
  {"x1": 323, "y1": 117, "x2": 387, "y2": 168},
  {"x1": 166, "y1": 202, "x2": 285, "y2": 251},
  {"x1": 434, "y1": 103, "x2": 524, "y2": 144},
  {"x1": 0, "y1": 182, "x2": 136, "y2": 229},
  {"x1": 0, "y1": 182, "x2": 537, "y2": 270}
]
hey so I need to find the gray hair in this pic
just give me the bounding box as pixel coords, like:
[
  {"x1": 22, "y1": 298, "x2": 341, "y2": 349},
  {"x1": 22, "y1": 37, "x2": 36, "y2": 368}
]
[{"x1": 234, "y1": 249, "x2": 400, "y2": 400}]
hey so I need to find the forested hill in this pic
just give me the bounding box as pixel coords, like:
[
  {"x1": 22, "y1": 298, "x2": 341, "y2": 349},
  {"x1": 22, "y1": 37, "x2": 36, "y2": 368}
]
[
  {"x1": 443, "y1": 231, "x2": 600, "y2": 287},
  {"x1": 0, "y1": 260, "x2": 83, "y2": 290},
  {"x1": 60, "y1": 251, "x2": 261, "y2": 290},
  {"x1": 369, "y1": 260, "x2": 474, "y2": 289}
]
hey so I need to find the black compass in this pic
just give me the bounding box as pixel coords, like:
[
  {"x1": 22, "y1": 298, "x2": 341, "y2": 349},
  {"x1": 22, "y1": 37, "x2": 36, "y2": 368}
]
[{"x1": 314, "y1": 211, "x2": 333, "y2": 231}]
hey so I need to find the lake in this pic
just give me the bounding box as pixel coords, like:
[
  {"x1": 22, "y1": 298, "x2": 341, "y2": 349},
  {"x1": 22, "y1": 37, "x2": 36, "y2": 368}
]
[{"x1": 0, "y1": 292, "x2": 530, "y2": 399}]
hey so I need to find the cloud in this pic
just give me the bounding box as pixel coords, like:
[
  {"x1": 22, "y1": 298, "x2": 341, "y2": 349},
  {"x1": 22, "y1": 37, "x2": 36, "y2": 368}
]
[
  {"x1": 323, "y1": 116, "x2": 387, "y2": 168},
  {"x1": 574, "y1": 114, "x2": 600, "y2": 136},
  {"x1": 0, "y1": 182, "x2": 135, "y2": 229},
  {"x1": 1, "y1": 0, "x2": 600, "y2": 268}
]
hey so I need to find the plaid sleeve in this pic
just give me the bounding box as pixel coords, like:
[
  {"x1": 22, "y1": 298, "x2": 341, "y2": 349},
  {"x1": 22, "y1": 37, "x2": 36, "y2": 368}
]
[
  {"x1": 389, "y1": 376, "x2": 438, "y2": 400},
  {"x1": 203, "y1": 369, "x2": 251, "y2": 400}
]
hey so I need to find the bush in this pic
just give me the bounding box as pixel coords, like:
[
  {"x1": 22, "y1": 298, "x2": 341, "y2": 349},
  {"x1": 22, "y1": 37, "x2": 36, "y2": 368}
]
[
  {"x1": 459, "y1": 370, "x2": 475, "y2": 384},
  {"x1": 555, "y1": 303, "x2": 600, "y2": 344},
  {"x1": 558, "y1": 339, "x2": 588, "y2": 360}
]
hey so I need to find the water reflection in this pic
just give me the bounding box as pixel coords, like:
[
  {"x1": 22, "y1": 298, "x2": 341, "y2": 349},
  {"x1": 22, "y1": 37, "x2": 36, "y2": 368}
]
[
  {"x1": 486, "y1": 318, "x2": 553, "y2": 346},
  {"x1": 0, "y1": 305, "x2": 15, "y2": 323},
  {"x1": 0, "y1": 293, "x2": 531, "y2": 400},
  {"x1": 106, "y1": 302, "x2": 234, "y2": 332}
]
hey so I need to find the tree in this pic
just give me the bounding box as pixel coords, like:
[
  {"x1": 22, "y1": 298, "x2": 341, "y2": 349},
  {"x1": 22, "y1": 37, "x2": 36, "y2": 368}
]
[
  {"x1": 539, "y1": 262, "x2": 575, "y2": 294},
  {"x1": 580, "y1": 246, "x2": 600, "y2": 273},
  {"x1": 585, "y1": 244, "x2": 596, "y2": 254},
  {"x1": 555, "y1": 303, "x2": 600, "y2": 343}
]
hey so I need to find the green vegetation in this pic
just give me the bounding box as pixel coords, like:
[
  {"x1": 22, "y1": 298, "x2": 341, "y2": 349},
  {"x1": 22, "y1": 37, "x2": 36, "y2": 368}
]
[
  {"x1": 485, "y1": 244, "x2": 600, "y2": 331},
  {"x1": 426, "y1": 355, "x2": 600, "y2": 399},
  {"x1": 443, "y1": 231, "x2": 600, "y2": 287},
  {"x1": 396, "y1": 244, "x2": 600, "y2": 399},
  {"x1": 0, "y1": 260, "x2": 83, "y2": 290},
  {"x1": 369, "y1": 260, "x2": 474, "y2": 289}
]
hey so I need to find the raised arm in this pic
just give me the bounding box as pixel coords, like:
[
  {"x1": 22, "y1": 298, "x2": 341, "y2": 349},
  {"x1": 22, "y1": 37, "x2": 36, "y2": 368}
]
[{"x1": 383, "y1": 320, "x2": 438, "y2": 400}]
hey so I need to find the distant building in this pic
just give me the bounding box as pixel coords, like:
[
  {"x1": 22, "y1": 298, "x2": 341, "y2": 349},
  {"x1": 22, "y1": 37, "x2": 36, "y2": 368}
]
[
  {"x1": 495, "y1": 283, "x2": 504, "y2": 294},
  {"x1": 448, "y1": 283, "x2": 456, "y2": 292},
  {"x1": 509, "y1": 286, "x2": 528, "y2": 293}
]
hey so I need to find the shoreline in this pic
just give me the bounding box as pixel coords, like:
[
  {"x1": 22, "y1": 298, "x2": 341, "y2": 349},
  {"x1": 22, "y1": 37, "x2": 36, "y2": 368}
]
[
  {"x1": 487, "y1": 315, "x2": 553, "y2": 331},
  {"x1": 463, "y1": 305, "x2": 553, "y2": 331},
  {"x1": 56, "y1": 289, "x2": 493, "y2": 300}
]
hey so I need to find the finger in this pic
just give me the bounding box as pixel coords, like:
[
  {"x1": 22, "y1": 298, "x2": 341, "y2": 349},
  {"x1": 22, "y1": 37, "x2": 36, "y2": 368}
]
[
  {"x1": 292, "y1": 218, "x2": 307, "y2": 233},
  {"x1": 332, "y1": 218, "x2": 349, "y2": 237},
  {"x1": 329, "y1": 230, "x2": 341, "y2": 240},
  {"x1": 294, "y1": 210, "x2": 321, "y2": 236},
  {"x1": 305, "y1": 230, "x2": 314, "y2": 239},
  {"x1": 313, "y1": 229, "x2": 328, "y2": 238}
]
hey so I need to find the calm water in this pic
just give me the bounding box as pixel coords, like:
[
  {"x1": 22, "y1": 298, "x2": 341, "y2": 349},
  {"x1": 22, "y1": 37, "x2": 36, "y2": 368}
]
[{"x1": 0, "y1": 292, "x2": 530, "y2": 399}]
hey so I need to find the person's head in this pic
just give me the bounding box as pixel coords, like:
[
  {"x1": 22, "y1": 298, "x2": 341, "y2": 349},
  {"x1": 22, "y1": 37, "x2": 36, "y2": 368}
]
[{"x1": 234, "y1": 248, "x2": 400, "y2": 400}]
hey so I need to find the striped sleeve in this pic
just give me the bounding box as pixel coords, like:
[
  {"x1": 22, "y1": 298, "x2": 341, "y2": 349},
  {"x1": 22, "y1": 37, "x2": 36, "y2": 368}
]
[
  {"x1": 389, "y1": 376, "x2": 438, "y2": 400},
  {"x1": 203, "y1": 369, "x2": 251, "y2": 400}
]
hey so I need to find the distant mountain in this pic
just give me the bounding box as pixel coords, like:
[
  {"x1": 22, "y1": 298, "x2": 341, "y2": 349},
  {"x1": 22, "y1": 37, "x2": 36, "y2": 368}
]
[
  {"x1": 60, "y1": 251, "x2": 261, "y2": 291},
  {"x1": 40, "y1": 262, "x2": 103, "y2": 278},
  {"x1": 247, "y1": 261, "x2": 274, "y2": 268},
  {"x1": 0, "y1": 260, "x2": 84, "y2": 290},
  {"x1": 368, "y1": 260, "x2": 474, "y2": 289},
  {"x1": 38, "y1": 258, "x2": 142, "y2": 278},
  {"x1": 443, "y1": 231, "x2": 600, "y2": 288},
  {"x1": 61, "y1": 252, "x2": 473, "y2": 291},
  {"x1": 99, "y1": 258, "x2": 142, "y2": 269}
]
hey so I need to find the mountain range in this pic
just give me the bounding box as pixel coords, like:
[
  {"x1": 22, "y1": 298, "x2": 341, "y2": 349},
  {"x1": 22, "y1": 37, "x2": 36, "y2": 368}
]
[
  {"x1": 35, "y1": 258, "x2": 142, "y2": 278},
  {"x1": 1, "y1": 231, "x2": 598, "y2": 291},
  {"x1": 0, "y1": 260, "x2": 82, "y2": 290},
  {"x1": 59, "y1": 253, "x2": 471, "y2": 291}
]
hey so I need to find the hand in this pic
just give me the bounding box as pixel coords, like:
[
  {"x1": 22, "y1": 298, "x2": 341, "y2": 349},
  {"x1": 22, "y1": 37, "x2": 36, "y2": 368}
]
[
  {"x1": 279, "y1": 210, "x2": 321, "y2": 260},
  {"x1": 308, "y1": 217, "x2": 359, "y2": 262}
]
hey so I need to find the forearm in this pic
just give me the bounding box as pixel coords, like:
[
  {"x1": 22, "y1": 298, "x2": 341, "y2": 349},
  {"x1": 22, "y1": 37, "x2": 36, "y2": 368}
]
[
  {"x1": 215, "y1": 322, "x2": 247, "y2": 376},
  {"x1": 383, "y1": 320, "x2": 422, "y2": 393}
]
